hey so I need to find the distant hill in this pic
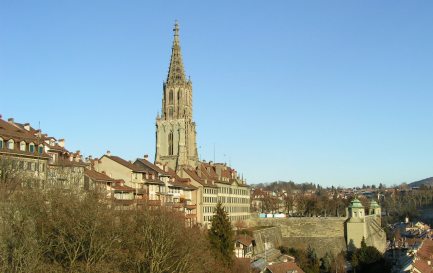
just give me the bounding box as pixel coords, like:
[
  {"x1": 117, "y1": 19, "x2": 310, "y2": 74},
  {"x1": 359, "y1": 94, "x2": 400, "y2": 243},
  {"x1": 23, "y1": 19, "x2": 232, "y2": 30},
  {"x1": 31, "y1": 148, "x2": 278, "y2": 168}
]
[{"x1": 409, "y1": 177, "x2": 433, "y2": 188}]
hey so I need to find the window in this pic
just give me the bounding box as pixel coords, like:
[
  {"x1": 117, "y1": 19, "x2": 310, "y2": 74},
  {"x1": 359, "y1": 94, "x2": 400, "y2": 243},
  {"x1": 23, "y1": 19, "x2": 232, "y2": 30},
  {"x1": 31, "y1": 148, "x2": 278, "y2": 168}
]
[
  {"x1": 168, "y1": 131, "x2": 174, "y2": 155},
  {"x1": 0, "y1": 138, "x2": 3, "y2": 149},
  {"x1": 169, "y1": 108, "x2": 173, "y2": 119},
  {"x1": 38, "y1": 145, "x2": 43, "y2": 154},
  {"x1": 29, "y1": 143, "x2": 35, "y2": 153},
  {"x1": 7, "y1": 139, "x2": 14, "y2": 150},
  {"x1": 169, "y1": 90, "x2": 174, "y2": 104},
  {"x1": 19, "y1": 141, "x2": 26, "y2": 151}
]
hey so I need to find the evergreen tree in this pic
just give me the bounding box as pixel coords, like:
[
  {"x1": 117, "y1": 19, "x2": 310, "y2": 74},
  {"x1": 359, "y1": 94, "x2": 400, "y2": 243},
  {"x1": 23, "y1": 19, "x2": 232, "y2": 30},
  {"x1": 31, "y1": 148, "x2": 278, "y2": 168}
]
[{"x1": 209, "y1": 202, "x2": 234, "y2": 266}]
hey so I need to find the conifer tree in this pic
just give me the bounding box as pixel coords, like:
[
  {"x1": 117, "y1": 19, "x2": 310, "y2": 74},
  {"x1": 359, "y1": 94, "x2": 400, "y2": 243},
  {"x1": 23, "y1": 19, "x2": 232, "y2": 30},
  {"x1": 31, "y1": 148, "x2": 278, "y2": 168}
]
[{"x1": 209, "y1": 202, "x2": 234, "y2": 266}]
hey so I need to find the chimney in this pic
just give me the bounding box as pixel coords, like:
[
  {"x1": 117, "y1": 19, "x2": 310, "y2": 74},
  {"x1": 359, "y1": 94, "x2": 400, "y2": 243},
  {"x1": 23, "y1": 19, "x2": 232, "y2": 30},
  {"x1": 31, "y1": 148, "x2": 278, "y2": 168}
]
[
  {"x1": 88, "y1": 155, "x2": 93, "y2": 160},
  {"x1": 23, "y1": 123, "x2": 30, "y2": 131},
  {"x1": 58, "y1": 139, "x2": 65, "y2": 148},
  {"x1": 106, "y1": 150, "x2": 111, "y2": 156},
  {"x1": 8, "y1": 118, "x2": 14, "y2": 124},
  {"x1": 143, "y1": 154, "x2": 148, "y2": 159}
]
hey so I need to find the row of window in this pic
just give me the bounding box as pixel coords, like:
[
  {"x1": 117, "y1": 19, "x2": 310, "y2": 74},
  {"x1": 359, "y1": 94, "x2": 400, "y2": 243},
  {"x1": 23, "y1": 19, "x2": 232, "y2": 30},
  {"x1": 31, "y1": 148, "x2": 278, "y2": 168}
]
[
  {"x1": 7, "y1": 160, "x2": 46, "y2": 172},
  {"x1": 203, "y1": 196, "x2": 218, "y2": 203},
  {"x1": 218, "y1": 187, "x2": 248, "y2": 196},
  {"x1": 168, "y1": 187, "x2": 181, "y2": 194},
  {"x1": 218, "y1": 196, "x2": 249, "y2": 204},
  {"x1": 203, "y1": 206, "x2": 215, "y2": 213},
  {"x1": 0, "y1": 138, "x2": 43, "y2": 154},
  {"x1": 203, "y1": 214, "x2": 250, "y2": 223},
  {"x1": 204, "y1": 188, "x2": 217, "y2": 195},
  {"x1": 203, "y1": 205, "x2": 249, "y2": 214}
]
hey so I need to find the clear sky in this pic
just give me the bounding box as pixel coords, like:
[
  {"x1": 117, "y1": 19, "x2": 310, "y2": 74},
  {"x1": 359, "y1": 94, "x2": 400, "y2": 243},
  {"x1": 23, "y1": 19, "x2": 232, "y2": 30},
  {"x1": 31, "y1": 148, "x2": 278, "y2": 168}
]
[{"x1": 1, "y1": 1, "x2": 432, "y2": 187}]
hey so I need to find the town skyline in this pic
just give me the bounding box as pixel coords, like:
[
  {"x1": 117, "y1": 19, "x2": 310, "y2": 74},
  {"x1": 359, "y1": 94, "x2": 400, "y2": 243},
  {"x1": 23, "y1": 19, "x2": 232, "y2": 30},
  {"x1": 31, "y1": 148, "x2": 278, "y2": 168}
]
[{"x1": 1, "y1": 1, "x2": 433, "y2": 187}]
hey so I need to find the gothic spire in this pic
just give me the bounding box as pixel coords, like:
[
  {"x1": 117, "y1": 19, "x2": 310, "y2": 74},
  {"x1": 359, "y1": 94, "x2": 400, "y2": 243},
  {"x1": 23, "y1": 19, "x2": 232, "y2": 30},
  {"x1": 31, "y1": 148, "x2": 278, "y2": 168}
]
[{"x1": 167, "y1": 21, "x2": 186, "y2": 84}]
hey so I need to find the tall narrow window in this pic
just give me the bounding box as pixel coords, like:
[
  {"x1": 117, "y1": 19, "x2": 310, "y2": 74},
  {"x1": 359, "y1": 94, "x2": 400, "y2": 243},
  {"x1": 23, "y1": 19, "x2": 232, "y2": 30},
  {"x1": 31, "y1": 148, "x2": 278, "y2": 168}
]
[
  {"x1": 169, "y1": 90, "x2": 174, "y2": 104},
  {"x1": 20, "y1": 141, "x2": 26, "y2": 151},
  {"x1": 169, "y1": 108, "x2": 173, "y2": 119},
  {"x1": 7, "y1": 140, "x2": 14, "y2": 150},
  {"x1": 29, "y1": 143, "x2": 35, "y2": 153},
  {"x1": 38, "y1": 145, "x2": 43, "y2": 154},
  {"x1": 0, "y1": 138, "x2": 3, "y2": 149},
  {"x1": 168, "y1": 131, "x2": 174, "y2": 155}
]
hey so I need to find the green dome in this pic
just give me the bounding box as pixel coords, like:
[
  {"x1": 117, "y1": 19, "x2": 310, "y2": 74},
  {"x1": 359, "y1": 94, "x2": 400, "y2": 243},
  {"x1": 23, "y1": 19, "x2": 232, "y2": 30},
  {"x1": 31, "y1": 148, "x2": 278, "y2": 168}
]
[
  {"x1": 349, "y1": 198, "x2": 364, "y2": 208},
  {"x1": 369, "y1": 200, "x2": 380, "y2": 208}
]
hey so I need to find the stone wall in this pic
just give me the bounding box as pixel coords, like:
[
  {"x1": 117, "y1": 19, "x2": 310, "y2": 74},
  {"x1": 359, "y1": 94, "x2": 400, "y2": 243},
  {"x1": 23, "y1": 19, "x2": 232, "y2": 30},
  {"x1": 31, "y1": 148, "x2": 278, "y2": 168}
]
[
  {"x1": 252, "y1": 227, "x2": 283, "y2": 254},
  {"x1": 250, "y1": 217, "x2": 347, "y2": 257},
  {"x1": 364, "y1": 215, "x2": 387, "y2": 253}
]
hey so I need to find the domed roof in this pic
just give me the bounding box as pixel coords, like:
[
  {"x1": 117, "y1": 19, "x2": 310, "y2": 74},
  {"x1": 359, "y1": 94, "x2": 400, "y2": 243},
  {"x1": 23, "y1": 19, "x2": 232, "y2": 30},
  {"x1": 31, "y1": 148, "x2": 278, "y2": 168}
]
[
  {"x1": 369, "y1": 200, "x2": 380, "y2": 208},
  {"x1": 348, "y1": 198, "x2": 364, "y2": 208}
]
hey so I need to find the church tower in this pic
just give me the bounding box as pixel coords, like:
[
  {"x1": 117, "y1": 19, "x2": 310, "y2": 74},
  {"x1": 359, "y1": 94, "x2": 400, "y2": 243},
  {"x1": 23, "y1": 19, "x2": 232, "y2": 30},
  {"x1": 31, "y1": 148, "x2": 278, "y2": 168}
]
[{"x1": 155, "y1": 22, "x2": 199, "y2": 171}]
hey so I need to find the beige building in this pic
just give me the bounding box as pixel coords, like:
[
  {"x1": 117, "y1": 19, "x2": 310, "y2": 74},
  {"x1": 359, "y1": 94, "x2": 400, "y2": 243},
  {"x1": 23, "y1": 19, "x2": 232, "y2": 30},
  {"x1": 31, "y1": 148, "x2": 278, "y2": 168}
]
[
  {"x1": 181, "y1": 162, "x2": 250, "y2": 226},
  {"x1": 93, "y1": 152, "x2": 165, "y2": 203},
  {"x1": 345, "y1": 198, "x2": 386, "y2": 253}
]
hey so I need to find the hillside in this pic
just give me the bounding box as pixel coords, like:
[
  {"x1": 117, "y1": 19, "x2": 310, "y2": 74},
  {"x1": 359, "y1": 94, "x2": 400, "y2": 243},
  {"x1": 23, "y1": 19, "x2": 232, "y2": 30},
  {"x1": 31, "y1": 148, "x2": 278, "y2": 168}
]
[{"x1": 409, "y1": 177, "x2": 433, "y2": 188}]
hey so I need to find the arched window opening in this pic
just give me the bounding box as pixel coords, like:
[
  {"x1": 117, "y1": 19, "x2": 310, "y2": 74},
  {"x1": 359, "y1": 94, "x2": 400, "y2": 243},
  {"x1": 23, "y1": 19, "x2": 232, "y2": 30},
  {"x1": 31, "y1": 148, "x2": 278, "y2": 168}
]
[
  {"x1": 7, "y1": 139, "x2": 14, "y2": 150},
  {"x1": 29, "y1": 143, "x2": 35, "y2": 153},
  {"x1": 38, "y1": 145, "x2": 44, "y2": 154},
  {"x1": 20, "y1": 141, "x2": 26, "y2": 151},
  {"x1": 169, "y1": 90, "x2": 174, "y2": 104},
  {"x1": 168, "y1": 132, "x2": 174, "y2": 155}
]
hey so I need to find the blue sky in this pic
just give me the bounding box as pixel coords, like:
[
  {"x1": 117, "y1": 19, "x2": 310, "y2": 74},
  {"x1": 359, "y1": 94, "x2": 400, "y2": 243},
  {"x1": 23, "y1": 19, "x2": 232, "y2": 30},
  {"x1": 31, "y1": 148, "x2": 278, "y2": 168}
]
[{"x1": 1, "y1": 1, "x2": 432, "y2": 187}]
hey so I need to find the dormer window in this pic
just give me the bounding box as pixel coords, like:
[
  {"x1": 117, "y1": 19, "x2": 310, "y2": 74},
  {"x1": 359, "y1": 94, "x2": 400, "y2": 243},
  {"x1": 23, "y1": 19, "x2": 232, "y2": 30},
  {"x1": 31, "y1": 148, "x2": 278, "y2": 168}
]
[
  {"x1": 7, "y1": 139, "x2": 14, "y2": 150},
  {"x1": 20, "y1": 141, "x2": 26, "y2": 151},
  {"x1": 29, "y1": 143, "x2": 35, "y2": 153},
  {"x1": 38, "y1": 145, "x2": 43, "y2": 154}
]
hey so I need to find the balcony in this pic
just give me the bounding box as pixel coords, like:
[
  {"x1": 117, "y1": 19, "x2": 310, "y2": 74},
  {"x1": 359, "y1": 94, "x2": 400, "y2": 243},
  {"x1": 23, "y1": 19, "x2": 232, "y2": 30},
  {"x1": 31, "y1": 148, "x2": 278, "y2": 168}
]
[{"x1": 185, "y1": 204, "x2": 197, "y2": 210}]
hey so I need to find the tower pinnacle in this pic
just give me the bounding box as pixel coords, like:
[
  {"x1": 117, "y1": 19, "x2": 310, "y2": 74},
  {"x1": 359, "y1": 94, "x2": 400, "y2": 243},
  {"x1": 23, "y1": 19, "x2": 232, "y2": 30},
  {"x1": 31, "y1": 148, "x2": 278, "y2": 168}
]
[
  {"x1": 167, "y1": 20, "x2": 186, "y2": 84},
  {"x1": 173, "y1": 20, "x2": 180, "y2": 44}
]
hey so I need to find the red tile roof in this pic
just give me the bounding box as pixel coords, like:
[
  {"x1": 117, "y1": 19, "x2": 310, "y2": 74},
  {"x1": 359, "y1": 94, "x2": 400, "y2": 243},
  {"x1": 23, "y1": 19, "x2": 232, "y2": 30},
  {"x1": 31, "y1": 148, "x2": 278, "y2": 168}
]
[
  {"x1": 104, "y1": 155, "x2": 146, "y2": 172},
  {"x1": 413, "y1": 259, "x2": 433, "y2": 273},
  {"x1": 84, "y1": 169, "x2": 116, "y2": 182},
  {"x1": 135, "y1": 158, "x2": 169, "y2": 175}
]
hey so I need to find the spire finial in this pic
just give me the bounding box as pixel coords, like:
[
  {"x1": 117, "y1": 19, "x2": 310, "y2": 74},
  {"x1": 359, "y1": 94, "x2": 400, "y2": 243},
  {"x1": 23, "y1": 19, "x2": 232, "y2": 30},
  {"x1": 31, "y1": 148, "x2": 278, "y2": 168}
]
[{"x1": 173, "y1": 20, "x2": 180, "y2": 43}]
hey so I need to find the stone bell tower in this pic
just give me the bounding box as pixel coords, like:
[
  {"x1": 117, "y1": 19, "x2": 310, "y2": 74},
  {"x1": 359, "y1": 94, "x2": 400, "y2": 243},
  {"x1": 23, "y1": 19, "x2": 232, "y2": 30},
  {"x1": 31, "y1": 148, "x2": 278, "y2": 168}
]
[{"x1": 155, "y1": 21, "x2": 199, "y2": 171}]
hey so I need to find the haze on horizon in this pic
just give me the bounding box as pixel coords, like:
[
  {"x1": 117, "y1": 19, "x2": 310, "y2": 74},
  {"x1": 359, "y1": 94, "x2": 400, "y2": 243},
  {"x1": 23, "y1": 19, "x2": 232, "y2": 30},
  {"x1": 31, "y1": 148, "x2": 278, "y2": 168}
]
[{"x1": 1, "y1": 1, "x2": 432, "y2": 188}]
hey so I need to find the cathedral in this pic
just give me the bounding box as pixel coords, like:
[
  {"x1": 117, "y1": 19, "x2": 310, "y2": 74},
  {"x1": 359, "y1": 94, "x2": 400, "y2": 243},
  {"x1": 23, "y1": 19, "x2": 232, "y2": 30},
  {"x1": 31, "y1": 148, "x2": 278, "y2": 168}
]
[
  {"x1": 155, "y1": 21, "x2": 199, "y2": 171},
  {"x1": 155, "y1": 22, "x2": 250, "y2": 226}
]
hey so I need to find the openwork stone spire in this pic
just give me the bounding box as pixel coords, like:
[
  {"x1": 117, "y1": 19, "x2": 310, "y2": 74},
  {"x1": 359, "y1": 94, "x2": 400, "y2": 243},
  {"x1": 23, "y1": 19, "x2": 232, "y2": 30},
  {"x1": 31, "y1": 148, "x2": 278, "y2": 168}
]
[{"x1": 167, "y1": 21, "x2": 186, "y2": 84}]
